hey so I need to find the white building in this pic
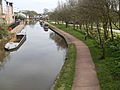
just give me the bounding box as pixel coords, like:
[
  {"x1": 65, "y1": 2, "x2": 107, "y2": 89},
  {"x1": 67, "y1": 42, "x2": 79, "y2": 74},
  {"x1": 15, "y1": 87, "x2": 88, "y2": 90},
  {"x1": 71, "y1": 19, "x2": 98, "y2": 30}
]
[{"x1": 0, "y1": 0, "x2": 15, "y2": 24}]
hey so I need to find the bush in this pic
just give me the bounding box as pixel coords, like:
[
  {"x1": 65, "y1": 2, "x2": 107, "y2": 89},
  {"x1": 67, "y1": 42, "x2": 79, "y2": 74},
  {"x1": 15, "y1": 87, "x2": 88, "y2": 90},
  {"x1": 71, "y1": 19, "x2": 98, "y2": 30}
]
[
  {"x1": 0, "y1": 24, "x2": 9, "y2": 39},
  {"x1": 105, "y1": 36, "x2": 120, "y2": 80},
  {"x1": 106, "y1": 58, "x2": 120, "y2": 80},
  {"x1": 106, "y1": 36, "x2": 120, "y2": 57}
]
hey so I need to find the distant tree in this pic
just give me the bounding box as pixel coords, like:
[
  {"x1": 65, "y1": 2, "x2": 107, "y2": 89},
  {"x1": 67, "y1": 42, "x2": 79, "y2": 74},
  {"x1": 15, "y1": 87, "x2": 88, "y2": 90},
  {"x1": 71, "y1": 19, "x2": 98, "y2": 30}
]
[
  {"x1": 15, "y1": 15, "x2": 25, "y2": 20},
  {"x1": 43, "y1": 8, "x2": 49, "y2": 15},
  {"x1": 21, "y1": 10, "x2": 38, "y2": 19}
]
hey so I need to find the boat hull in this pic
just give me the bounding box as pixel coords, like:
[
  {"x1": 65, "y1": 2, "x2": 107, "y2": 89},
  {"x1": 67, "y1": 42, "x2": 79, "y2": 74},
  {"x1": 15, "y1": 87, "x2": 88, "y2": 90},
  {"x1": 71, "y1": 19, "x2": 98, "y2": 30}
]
[{"x1": 5, "y1": 34, "x2": 26, "y2": 51}]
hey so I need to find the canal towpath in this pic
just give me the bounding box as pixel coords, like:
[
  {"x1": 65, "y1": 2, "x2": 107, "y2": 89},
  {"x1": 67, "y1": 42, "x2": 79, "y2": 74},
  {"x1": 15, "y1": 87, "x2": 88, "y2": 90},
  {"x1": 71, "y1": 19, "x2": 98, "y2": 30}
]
[
  {"x1": 48, "y1": 23, "x2": 100, "y2": 90},
  {"x1": 11, "y1": 21, "x2": 26, "y2": 34},
  {"x1": 9, "y1": 21, "x2": 26, "y2": 41}
]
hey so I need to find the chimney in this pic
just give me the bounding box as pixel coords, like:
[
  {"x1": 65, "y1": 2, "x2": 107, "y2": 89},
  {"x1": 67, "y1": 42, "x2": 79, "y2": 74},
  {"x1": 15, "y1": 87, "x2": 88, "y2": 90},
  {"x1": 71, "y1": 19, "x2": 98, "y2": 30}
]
[{"x1": 9, "y1": 2, "x2": 13, "y2": 14}]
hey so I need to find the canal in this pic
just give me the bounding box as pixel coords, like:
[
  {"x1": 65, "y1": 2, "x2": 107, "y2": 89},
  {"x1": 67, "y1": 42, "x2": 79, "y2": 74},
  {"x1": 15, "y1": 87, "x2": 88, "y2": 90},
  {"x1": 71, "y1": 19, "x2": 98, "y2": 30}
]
[{"x1": 0, "y1": 21, "x2": 67, "y2": 90}]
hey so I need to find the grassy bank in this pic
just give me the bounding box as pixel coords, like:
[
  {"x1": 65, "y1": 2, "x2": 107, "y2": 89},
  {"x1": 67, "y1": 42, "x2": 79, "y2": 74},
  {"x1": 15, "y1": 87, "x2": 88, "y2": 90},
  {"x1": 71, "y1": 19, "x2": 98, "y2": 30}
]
[
  {"x1": 52, "y1": 23, "x2": 120, "y2": 90},
  {"x1": 54, "y1": 44, "x2": 76, "y2": 90},
  {"x1": 0, "y1": 23, "x2": 10, "y2": 40}
]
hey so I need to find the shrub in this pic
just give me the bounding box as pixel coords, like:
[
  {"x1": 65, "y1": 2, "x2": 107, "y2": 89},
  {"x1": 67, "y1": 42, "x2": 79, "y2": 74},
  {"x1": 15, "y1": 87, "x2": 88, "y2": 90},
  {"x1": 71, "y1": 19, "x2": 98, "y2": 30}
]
[
  {"x1": 105, "y1": 36, "x2": 120, "y2": 80},
  {"x1": 106, "y1": 58, "x2": 120, "y2": 80},
  {"x1": 106, "y1": 36, "x2": 120, "y2": 57},
  {"x1": 0, "y1": 24, "x2": 9, "y2": 39}
]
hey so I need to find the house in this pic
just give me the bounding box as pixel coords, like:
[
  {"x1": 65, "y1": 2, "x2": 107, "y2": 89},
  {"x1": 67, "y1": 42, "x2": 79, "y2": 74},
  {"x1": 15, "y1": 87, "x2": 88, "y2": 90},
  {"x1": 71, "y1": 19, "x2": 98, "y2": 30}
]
[{"x1": 0, "y1": 0, "x2": 15, "y2": 24}]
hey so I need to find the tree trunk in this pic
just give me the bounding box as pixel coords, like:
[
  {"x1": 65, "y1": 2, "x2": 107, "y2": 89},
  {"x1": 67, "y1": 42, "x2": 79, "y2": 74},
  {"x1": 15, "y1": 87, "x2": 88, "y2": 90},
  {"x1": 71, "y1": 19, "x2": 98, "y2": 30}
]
[
  {"x1": 79, "y1": 24, "x2": 82, "y2": 29},
  {"x1": 91, "y1": 23, "x2": 93, "y2": 30},
  {"x1": 55, "y1": 19, "x2": 57, "y2": 24},
  {"x1": 76, "y1": 24, "x2": 79, "y2": 29},
  {"x1": 86, "y1": 23, "x2": 89, "y2": 36},
  {"x1": 101, "y1": 40, "x2": 105, "y2": 59},
  {"x1": 57, "y1": 21, "x2": 59, "y2": 24},
  {"x1": 103, "y1": 22, "x2": 108, "y2": 40},
  {"x1": 97, "y1": 22, "x2": 105, "y2": 59},
  {"x1": 109, "y1": 18, "x2": 114, "y2": 41},
  {"x1": 73, "y1": 23, "x2": 75, "y2": 30},
  {"x1": 65, "y1": 22, "x2": 68, "y2": 28},
  {"x1": 73, "y1": 17, "x2": 76, "y2": 30}
]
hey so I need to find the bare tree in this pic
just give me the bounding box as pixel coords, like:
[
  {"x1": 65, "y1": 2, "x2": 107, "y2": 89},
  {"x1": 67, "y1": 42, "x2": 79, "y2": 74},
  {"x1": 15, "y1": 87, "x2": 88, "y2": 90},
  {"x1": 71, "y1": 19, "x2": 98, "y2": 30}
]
[{"x1": 49, "y1": 0, "x2": 120, "y2": 59}]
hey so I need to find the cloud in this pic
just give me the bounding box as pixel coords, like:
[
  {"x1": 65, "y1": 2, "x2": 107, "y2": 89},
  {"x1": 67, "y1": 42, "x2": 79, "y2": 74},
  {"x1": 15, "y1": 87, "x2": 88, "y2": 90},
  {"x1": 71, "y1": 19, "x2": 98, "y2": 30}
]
[{"x1": 6, "y1": 0, "x2": 66, "y2": 13}]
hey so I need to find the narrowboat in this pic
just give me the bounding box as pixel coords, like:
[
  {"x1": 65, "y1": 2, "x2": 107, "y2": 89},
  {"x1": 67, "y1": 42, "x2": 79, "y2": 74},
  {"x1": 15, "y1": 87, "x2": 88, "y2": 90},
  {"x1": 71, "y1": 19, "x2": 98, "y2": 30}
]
[{"x1": 5, "y1": 33, "x2": 26, "y2": 51}]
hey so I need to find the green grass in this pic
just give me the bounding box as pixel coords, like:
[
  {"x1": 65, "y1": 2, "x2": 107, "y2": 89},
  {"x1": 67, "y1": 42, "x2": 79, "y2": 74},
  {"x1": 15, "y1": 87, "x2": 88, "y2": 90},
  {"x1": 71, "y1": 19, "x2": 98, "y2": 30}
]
[
  {"x1": 54, "y1": 44, "x2": 76, "y2": 90},
  {"x1": 52, "y1": 23, "x2": 120, "y2": 90},
  {"x1": 0, "y1": 24, "x2": 9, "y2": 39}
]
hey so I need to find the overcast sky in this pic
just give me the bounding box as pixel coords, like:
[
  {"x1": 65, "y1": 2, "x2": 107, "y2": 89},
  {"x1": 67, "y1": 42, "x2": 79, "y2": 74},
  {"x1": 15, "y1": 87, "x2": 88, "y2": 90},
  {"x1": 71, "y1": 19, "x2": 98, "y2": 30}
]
[{"x1": 5, "y1": 0, "x2": 65, "y2": 13}]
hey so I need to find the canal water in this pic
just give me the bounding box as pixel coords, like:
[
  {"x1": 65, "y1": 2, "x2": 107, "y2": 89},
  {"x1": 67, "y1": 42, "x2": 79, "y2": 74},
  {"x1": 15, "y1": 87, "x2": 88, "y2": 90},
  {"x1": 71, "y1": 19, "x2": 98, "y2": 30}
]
[{"x1": 0, "y1": 21, "x2": 67, "y2": 90}]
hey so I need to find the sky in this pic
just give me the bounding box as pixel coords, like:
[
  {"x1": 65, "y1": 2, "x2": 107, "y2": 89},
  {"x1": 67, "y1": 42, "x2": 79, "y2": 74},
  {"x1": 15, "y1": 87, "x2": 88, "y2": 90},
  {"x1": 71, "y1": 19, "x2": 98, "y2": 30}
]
[{"x1": 4, "y1": 0, "x2": 66, "y2": 13}]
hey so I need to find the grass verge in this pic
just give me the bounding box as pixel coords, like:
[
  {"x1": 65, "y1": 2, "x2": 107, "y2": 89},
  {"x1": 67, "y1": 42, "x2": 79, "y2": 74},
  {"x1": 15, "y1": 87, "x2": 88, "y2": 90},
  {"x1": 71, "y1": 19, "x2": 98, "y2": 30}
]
[
  {"x1": 52, "y1": 23, "x2": 120, "y2": 90},
  {"x1": 54, "y1": 44, "x2": 76, "y2": 90}
]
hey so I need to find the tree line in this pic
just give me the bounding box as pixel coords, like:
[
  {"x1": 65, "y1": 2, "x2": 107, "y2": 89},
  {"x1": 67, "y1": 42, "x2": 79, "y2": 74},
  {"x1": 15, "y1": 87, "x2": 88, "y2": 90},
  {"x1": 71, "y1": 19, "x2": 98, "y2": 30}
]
[{"x1": 49, "y1": 0, "x2": 120, "y2": 59}]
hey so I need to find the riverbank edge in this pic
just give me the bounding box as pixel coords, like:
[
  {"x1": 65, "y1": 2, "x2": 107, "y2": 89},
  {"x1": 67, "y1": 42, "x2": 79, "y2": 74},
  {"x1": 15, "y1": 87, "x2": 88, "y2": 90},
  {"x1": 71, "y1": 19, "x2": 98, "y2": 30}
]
[
  {"x1": 11, "y1": 21, "x2": 26, "y2": 34},
  {"x1": 48, "y1": 23, "x2": 75, "y2": 90},
  {"x1": 0, "y1": 21, "x2": 26, "y2": 44},
  {"x1": 47, "y1": 22, "x2": 100, "y2": 90}
]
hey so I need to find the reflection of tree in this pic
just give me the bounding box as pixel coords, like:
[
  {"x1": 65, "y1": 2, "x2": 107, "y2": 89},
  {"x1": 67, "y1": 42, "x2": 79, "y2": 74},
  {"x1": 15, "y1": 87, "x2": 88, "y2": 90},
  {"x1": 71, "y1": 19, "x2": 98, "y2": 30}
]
[
  {"x1": 50, "y1": 32, "x2": 67, "y2": 50},
  {"x1": 27, "y1": 20, "x2": 37, "y2": 28},
  {"x1": 0, "y1": 42, "x2": 10, "y2": 70},
  {"x1": 28, "y1": 19, "x2": 37, "y2": 25}
]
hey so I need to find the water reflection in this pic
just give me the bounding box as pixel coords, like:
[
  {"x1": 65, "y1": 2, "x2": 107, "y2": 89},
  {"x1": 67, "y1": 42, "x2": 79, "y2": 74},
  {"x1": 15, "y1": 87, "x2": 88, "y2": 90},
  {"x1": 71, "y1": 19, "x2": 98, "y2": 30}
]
[
  {"x1": 49, "y1": 32, "x2": 67, "y2": 50},
  {"x1": 0, "y1": 22, "x2": 67, "y2": 90},
  {"x1": 26, "y1": 19, "x2": 37, "y2": 28},
  {"x1": 0, "y1": 42, "x2": 9, "y2": 70},
  {"x1": 27, "y1": 19, "x2": 37, "y2": 25}
]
